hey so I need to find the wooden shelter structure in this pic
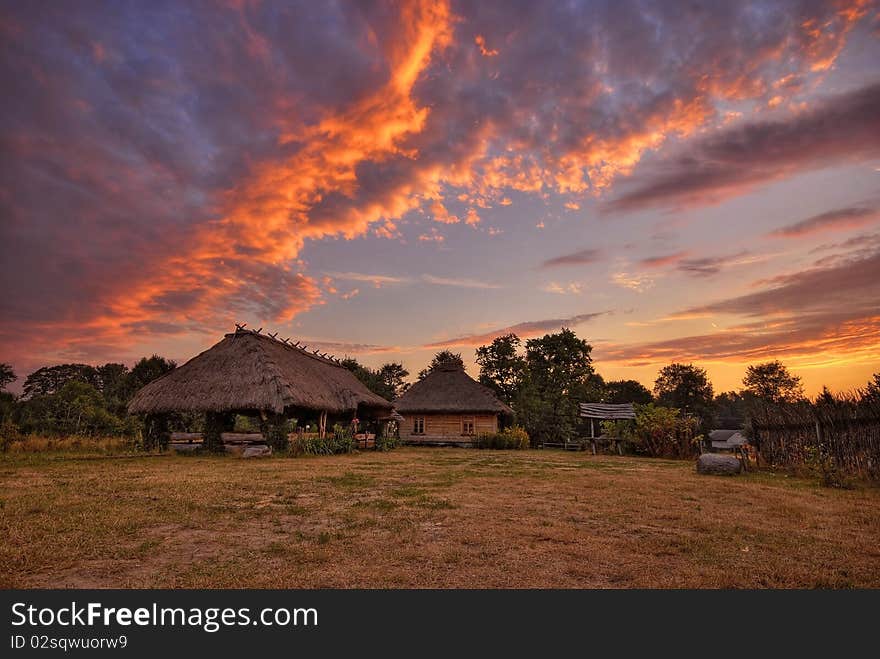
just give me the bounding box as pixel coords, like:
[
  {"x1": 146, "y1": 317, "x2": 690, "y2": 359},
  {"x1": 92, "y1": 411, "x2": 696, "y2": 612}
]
[
  {"x1": 579, "y1": 403, "x2": 637, "y2": 437},
  {"x1": 127, "y1": 327, "x2": 393, "y2": 451},
  {"x1": 394, "y1": 362, "x2": 513, "y2": 445},
  {"x1": 577, "y1": 402, "x2": 637, "y2": 454}
]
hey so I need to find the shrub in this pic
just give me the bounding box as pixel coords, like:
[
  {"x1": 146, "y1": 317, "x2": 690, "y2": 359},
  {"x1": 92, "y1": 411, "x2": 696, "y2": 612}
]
[
  {"x1": 474, "y1": 425, "x2": 530, "y2": 449},
  {"x1": 602, "y1": 403, "x2": 701, "y2": 458},
  {"x1": 804, "y1": 445, "x2": 854, "y2": 489},
  {"x1": 291, "y1": 425, "x2": 355, "y2": 456},
  {"x1": 374, "y1": 433, "x2": 399, "y2": 452},
  {"x1": 0, "y1": 418, "x2": 22, "y2": 452}
]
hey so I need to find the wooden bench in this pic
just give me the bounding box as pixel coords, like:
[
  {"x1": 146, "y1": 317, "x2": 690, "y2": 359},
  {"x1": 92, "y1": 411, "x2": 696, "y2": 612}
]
[{"x1": 541, "y1": 438, "x2": 588, "y2": 451}]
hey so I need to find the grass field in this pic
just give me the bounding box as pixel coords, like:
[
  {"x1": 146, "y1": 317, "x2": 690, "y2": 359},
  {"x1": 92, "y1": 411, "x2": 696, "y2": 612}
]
[{"x1": 2, "y1": 447, "x2": 878, "y2": 588}]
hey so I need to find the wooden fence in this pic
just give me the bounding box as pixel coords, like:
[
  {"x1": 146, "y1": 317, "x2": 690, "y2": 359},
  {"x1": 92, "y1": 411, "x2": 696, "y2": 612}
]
[{"x1": 750, "y1": 398, "x2": 880, "y2": 479}]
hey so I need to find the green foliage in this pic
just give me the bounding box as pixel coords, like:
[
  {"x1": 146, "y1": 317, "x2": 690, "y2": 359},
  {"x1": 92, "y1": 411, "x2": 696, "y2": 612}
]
[
  {"x1": 374, "y1": 432, "x2": 399, "y2": 452},
  {"x1": 16, "y1": 380, "x2": 126, "y2": 437},
  {"x1": 743, "y1": 361, "x2": 804, "y2": 403},
  {"x1": 517, "y1": 328, "x2": 595, "y2": 445},
  {"x1": 291, "y1": 425, "x2": 356, "y2": 456},
  {"x1": 473, "y1": 425, "x2": 530, "y2": 449},
  {"x1": 0, "y1": 363, "x2": 16, "y2": 391},
  {"x1": 12, "y1": 355, "x2": 177, "y2": 441},
  {"x1": 476, "y1": 334, "x2": 526, "y2": 406},
  {"x1": 202, "y1": 411, "x2": 234, "y2": 452},
  {"x1": 0, "y1": 416, "x2": 23, "y2": 452},
  {"x1": 262, "y1": 414, "x2": 292, "y2": 452},
  {"x1": 602, "y1": 403, "x2": 702, "y2": 458},
  {"x1": 653, "y1": 363, "x2": 715, "y2": 431},
  {"x1": 23, "y1": 364, "x2": 100, "y2": 399},
  {"x1": 603, "y1": 379, "x2": 653, "y2": 405},
  {"x1": 341, "y1": 358, "x2": 409, "y2": 400},
  {"x1": 713, "y1": 390, "x2": 752, "y2": 429},
  {"x1": 803, "y1": 445, "x2": 853, "y2": 489}
]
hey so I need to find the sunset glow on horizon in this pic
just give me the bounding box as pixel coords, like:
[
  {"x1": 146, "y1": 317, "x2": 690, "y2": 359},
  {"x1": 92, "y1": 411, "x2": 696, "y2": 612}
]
[{"x1": 2, "y1": 0, "x2": 879, "y2": 396}]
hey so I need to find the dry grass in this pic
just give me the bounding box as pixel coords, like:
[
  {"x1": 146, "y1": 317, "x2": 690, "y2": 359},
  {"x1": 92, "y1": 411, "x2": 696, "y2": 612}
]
[
  {"x1": 4, "y1": 435, "x2": 131, "y2": 454},
  {"x1": 1, "y1": 448, "x2": 878, "y2": 588}
]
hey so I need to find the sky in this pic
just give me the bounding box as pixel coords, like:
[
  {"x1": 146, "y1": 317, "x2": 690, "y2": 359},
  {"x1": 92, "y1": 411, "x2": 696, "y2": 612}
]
[{"x1": 1, "y1": 0, "x2": 879, "y2": 396}]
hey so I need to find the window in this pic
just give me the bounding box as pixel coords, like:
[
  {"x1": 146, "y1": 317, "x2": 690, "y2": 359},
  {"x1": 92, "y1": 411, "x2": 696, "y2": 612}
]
[
  {"x1": 413, "y1": 417, "x2": 425, "y2": 434},
  {"x1": 462, "y1": 416, "x2": 475, "y2": 436}
]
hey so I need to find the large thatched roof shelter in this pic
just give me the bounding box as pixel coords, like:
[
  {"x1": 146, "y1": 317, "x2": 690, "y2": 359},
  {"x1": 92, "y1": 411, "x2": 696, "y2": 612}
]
[
  {"x1": 128, "y1": 329, "x2": 393, "y2": 450},
  {"x1": 394, "y1": 363, "x2": 512, "y2": 444},
  {"x1": 129, "y1": 329, "x2": 392, "y2": 416}
]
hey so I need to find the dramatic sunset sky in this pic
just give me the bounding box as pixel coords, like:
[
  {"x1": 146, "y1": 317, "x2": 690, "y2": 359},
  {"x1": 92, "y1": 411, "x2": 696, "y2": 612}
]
[{"x1": 2, "y1": 0, "x2": 879, "y2": 395}]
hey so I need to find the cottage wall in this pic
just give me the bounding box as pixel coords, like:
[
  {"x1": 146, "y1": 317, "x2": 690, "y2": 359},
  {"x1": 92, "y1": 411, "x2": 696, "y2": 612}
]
[{"x1": 400, "y1": 413, "x2": 498, "y2": 443}]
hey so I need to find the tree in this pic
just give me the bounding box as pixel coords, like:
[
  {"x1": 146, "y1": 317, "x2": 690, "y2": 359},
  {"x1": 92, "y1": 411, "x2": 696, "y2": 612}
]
[
  {"x1": 713, "y1": 390, "x2": 751, "y2": 428},
  {"x1": 0, "y1": 363, "x2": 16, "y2": 391},
  {"x1": 518, "y1": 328, "x2": 595, "y2": 444},
  {"x1": 863, "y1": 373, "x2": 880, "y2": 404},
  {"x1": 418, "y1": 350, "x2": 464, "y2": 380},
  {"x1": 96, "y1": 363, "x2": 131, "y2": 414},
  {"x1": 377, "y1": 362, "x2": 409, "y2": 400},
  {"x1": 128, "y1": 355, "x2": 176, "y2": 392},
  {"x1": 341, "y1": 357, "x2": 383, "y2": 395},
  {"x1": 603, "y1": 379, "x2": 652, "y2": 405},
  {"x1": 341, "y1": 358, "x2": 407, "y2": 401},
  {"x1": 16, "y1": 380, "x2": 121, "y2": 436},
  {"x1": 742, "y1": 361, "x2": 804, "y2": 403},
  {"x1": 475, "y1": 334, "x2": 526, "y2": 406},
  {"x1": 22, "y1": 364, "x2": 100, "y2": 399},
  {"x1": 653, "y1": 363, "x2": 715, "y2": 430}
]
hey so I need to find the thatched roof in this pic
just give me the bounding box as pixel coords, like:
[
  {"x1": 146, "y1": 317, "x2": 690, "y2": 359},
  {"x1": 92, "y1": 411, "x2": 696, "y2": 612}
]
[
  {"x1": 579, "y1": 403, "x2": 636, "y2": 419},
  {"x1": 128, "y1": 330, "x2": 392, "y2": 415},
  {"x1": 393, "y1": 363, "x2": 513, "y2": 415}
]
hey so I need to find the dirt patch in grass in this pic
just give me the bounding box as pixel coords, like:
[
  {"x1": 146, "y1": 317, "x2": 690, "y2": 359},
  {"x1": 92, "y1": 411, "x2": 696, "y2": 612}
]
[{"x1": 1, "y1": 448, "x2": 878, "y2": 588}]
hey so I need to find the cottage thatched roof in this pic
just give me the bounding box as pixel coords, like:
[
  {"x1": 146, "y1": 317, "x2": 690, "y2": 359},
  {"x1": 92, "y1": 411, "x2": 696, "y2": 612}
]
[
  {"x1": 393, "y1": 363, "x2": 513, "y2": 415},
  {"x1": 128, "y1": 330, "x2": 392, "y2": 415}
]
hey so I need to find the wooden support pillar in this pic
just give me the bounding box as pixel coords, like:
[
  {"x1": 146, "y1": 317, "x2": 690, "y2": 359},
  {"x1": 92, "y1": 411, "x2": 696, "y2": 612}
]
[
  {"x1": 319, "y1": 410, "x2": 327, "y2": 439},
  {"x1": 143, "y1": 413, "x2": 170, "y2": 452},
  {"x1": 204, "y1": 411, "x2": 232, "y2": 453},
  {"x1": 260, "y1": 411, "x2": 289, "y2": 452}
]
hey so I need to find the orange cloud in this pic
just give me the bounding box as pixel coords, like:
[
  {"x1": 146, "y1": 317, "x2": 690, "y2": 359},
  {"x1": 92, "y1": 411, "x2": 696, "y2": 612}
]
[
  {"x1": 54, "y1": 0, "x2": 455, "y2": 353},
  {"x1": 475, "y1": 34, "x2": 498, "y2": 57}
]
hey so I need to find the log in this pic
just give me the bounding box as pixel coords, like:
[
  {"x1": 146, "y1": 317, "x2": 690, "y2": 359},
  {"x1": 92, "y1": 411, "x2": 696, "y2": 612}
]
[
  {"x1": 170, "y1": 432, "x2": 203, "y2": 442},
  {"x1": 219, "y1": 432, "x2": 265, "y2": 444},
  {"x1": 696, "y1": 453, "x2": 742, "y2": 476}
]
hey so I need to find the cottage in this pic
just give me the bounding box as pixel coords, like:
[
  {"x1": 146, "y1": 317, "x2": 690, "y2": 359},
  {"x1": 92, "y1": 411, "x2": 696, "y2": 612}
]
[
  {"x1": 393, "y1": 362, "x2": 513, "y2": 445},
  {"x1": 127, "y1": 327, "x2": 393, "y2": 449},
  {"x1": 708, "y1": 429, "x2": 748, "y2": 452}
]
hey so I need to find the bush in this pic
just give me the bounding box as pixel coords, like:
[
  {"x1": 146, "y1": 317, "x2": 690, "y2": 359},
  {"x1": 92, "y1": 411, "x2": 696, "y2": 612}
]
[
  {"x1": 474, "y1": 425, "x2": 530, "y2": 449},
  {"x1": 0, "y1": 418, "x2": 22, "y2": 452},
  {"x1": 374, "y1": 433, "x2": 399, "y2": 452},
  {"x1": 602, "y1": 404, "x2": 701, "y2": 458},
  {"x1": 804, "y1": 445, "x2": 854, "y2": 489},
  {"x1": 291, "y1": 425, "x2": 355, "y2": 456}
]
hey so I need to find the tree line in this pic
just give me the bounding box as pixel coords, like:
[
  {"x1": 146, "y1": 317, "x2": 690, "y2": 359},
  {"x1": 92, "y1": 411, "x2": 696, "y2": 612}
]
[
  {"x1": 1, "y1": 328, "x2": 877, "y2": 449},
  {"x1": 0, "y1": 357, "x2": 175, "y2": 438}
]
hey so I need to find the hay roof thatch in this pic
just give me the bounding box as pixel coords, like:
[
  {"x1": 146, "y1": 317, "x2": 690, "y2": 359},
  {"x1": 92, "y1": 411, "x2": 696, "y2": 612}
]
[
  {"x1": 579, "y1": 403, "x2": 636, "y2": 419},
  {"x1": 393, "y1": 363, "x2": 513, "y2": 415},
  {"x1": 128, "y1": 329, "x2": 392, "y2": 415}
]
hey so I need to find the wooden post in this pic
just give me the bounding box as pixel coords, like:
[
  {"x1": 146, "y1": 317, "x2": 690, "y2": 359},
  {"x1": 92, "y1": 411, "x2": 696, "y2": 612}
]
[
  {"x1": 261, "y1": 412, "x2": 289, "y2": 452},
  {"x1": 143, "y1": 413, "x2": 170, "y2": 452},
  {"x1": 203, "y1": 411, "x2": 226, "y2": 453}
]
